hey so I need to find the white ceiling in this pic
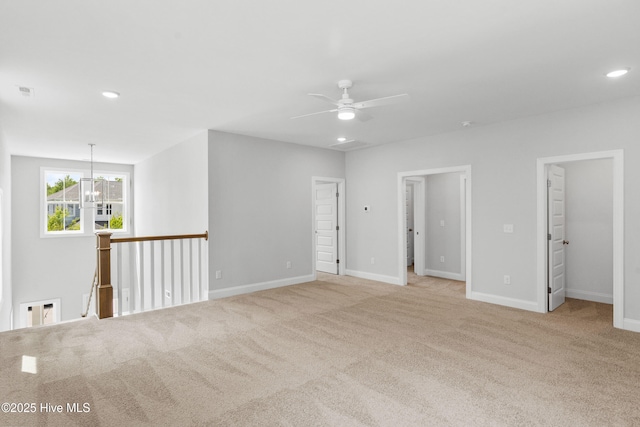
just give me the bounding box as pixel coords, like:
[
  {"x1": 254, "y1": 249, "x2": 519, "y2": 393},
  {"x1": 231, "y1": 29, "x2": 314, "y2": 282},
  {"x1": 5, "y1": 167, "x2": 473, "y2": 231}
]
[{"x1": 1, "y1": 1, "x2": 639, "y2": 164}]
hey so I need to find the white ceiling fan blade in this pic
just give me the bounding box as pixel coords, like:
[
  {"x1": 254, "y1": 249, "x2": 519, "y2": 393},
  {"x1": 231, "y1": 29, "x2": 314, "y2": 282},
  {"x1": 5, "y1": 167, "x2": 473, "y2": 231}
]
[
  {"x1": 356, "y1": 110, "x2": 373, "y2": 122},
  {"x1": 291, "y1": 108, "x2": 337, "y2": 119},
  {"x1": 308, "y1": 93, "x2": 340, "y2": 106},
  {"x1": 354, "y1": 93, "x2": 409, "y2": 110},
  {"x1": 330, "y1": 139, "x2": 370, "y2": 151}
]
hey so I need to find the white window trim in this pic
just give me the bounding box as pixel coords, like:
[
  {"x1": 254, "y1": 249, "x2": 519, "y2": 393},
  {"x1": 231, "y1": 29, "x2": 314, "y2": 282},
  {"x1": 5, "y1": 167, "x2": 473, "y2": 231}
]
[
  {"x1": 40, "y1": 167, "x2": 85, "y2": 238},
  {"x1": 40, "y1": 167, "x2": 131, "y2": 238},
  {"x1": 19, "y1": 298, "x2": 61, "y2": 328}
]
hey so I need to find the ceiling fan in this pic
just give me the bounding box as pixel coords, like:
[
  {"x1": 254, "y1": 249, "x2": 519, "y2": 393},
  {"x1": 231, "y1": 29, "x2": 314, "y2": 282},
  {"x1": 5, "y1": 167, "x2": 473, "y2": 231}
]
[{"x1": 291, "y1": 80, "x2": 409, "y2": 121}]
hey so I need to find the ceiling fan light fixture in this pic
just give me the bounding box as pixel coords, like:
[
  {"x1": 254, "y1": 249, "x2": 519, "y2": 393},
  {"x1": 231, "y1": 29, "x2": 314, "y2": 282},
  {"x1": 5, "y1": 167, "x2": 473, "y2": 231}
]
[
  {"x1": 337, "y1": 137, "x2": 347, "y2": 142},
  {"x1": 102, "y1": 90, "x2": 120, "y2": 99},
  {"x1": 338, "y1": 107, "x2": 355, "y2": 120},
  {"x1": 606, "y1": 68, "x2": 629, "y2": 78}
]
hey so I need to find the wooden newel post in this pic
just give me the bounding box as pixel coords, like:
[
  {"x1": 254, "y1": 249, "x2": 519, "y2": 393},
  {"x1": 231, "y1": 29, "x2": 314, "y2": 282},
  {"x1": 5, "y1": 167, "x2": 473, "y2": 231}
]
[{"x1": 96, "y1": 232, "x2": 113, "y2": 319}]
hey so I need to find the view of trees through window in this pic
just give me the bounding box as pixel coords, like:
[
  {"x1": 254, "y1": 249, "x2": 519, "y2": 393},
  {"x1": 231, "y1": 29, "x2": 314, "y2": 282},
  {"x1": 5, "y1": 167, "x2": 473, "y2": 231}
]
[
  {"x1": 45, "y1": 172, "x2": 81, "y2": 232},
  {"x1": 44, "y1": 170, "x2": 127, "y2": 234},
  {"x1": 94, "y1": 174, "x2": 125, "y2": 231}
]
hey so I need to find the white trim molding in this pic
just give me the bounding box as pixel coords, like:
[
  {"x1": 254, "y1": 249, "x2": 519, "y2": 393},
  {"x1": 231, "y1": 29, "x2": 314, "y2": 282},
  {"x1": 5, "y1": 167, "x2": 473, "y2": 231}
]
[
  {"x1": 536, "y1": 150, "x2": 624, "y2": 328},
  {"x1": 397, "y1": 165, "x2": 472, "y2": 299},
  {"x1": 469, "y1": 291, "x2": 539, "y2": 312},
  {"x1": 565, "y1": 289, "x2": 613, "y2": 305},
  {"x1": 622, "y1": 318, "x2": 640, "y2": 333},
  {"x1": 345, "y1": 269, "x2": 402, "y2": 286},
  {"x1": 425, "y1": 269, "x2": 465, "y2": 282},
  {"x1": 311, "y1": 177, "x2": 346, "y2": 276},
  {"x1": 209, "y1": 274, "x2": 315, "y2": 300}
]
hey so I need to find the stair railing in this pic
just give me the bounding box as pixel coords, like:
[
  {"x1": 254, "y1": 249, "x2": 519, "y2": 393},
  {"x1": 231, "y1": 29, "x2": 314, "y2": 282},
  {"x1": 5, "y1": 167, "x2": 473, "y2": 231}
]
[{"x1": 96, "y1": 231, "x2": 208, "y2": 319}]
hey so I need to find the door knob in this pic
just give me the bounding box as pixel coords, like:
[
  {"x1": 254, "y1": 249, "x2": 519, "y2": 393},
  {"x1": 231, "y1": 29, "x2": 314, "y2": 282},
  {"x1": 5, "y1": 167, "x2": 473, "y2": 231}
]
[
  {"x1": 409, "y1": 228, "x2": 413, "y2": 232},
  {"x1": 563, "y1": 240, "x2": 569, "y2": 245}
]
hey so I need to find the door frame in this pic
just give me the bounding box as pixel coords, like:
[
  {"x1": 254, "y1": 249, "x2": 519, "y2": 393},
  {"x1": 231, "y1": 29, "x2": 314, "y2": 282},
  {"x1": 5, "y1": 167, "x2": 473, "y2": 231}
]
[
  {"x1": 397, "y1": 165, "x2": 472, "y2": 298},
  {"x1": 406, "y1": 177, "x2": 425, "y2": 275},
  {"x1": 536, "y1": 150, "x2": 623, "y2": 328},
  {"x1": 312, "y1": 177, "x2": 346, "y2": 278},
  {"x1": 459, "y1": 174, "x2": 467, "y2": 282}
]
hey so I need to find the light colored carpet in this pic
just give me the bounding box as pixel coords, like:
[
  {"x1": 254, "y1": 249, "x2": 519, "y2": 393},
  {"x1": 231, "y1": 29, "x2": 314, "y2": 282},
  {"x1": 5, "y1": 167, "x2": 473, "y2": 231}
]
[{"x1": 1, "y1": 272, "x2": 639, "y2": 426}]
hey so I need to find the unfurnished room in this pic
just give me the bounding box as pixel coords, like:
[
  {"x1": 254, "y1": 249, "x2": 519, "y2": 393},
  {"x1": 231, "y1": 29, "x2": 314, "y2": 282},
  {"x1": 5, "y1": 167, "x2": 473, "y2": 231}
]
[{"x1": 1, "y1": 1, "x2": 640, "y2": 426}]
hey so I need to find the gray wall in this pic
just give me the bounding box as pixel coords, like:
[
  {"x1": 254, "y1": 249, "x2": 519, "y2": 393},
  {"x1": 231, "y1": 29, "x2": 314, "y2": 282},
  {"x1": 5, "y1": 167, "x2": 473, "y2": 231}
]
[
  {"x1": 208, "y1": 130, "x2": 345, "y2": 296},
  {"x1": 0, "y1": 128, "x2": 11, "y2": 331},
  {"x1": 11, "y1": 156, "x2": 133, "y2": 325},
  {"x1": 426, "y1": 172, "x2": 462, "y2": 278},
  {"x1": 345, "y1": 95, "x2": 640, "y2": 321},
  {"x1": 134, "y1": 131, "x2": 208, "y2": 236},
  {"x1": 564, "y1": 159, "x2": 613, "y2": 303}
]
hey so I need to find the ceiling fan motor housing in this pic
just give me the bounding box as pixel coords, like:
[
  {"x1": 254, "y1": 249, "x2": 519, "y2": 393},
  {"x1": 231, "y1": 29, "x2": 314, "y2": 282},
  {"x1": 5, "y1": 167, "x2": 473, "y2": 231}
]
[{"x1": 338, "y1": 79, "x2": 353, "y2": 90}]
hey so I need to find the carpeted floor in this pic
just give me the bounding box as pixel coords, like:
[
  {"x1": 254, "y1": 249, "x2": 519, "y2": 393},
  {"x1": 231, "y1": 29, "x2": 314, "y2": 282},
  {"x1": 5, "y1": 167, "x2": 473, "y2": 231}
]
[{"x1": 1, "y1": 272, "x2": 639, "y2": 426}]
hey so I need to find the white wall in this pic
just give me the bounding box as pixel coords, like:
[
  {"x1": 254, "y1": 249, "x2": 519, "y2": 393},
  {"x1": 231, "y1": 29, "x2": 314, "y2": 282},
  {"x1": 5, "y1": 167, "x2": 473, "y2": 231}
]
[
  {"x1": 208, "y1": 130, "x2": 345, "y2": 297},
  {"x1": 0, "y1": 127, "x2": 11, "y2": 331},
  {"x1": 564, "y1": 159, "x2": 613, "y2": 303},
  {"x1": 11, "y1": 156, "x2": 133, "y2": 325},
  {"x1": 426, "y1": 172, "x2": 462, "y2": 277},
  {"x1": 134, "y1": 131, "x2": 208, "y2": 236},
  {"x1": 346, "y1": 96, "x2": 640, "y2": 321}
]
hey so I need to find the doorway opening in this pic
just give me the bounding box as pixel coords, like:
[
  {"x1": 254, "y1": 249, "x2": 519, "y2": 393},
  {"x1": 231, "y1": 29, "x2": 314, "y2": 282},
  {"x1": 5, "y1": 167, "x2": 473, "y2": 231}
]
[
  {"x1": 312, "y1": 177, "x2": 345, "y2": 277},
  {"x1": 397, "y1": 165, "x2": 471, "y2": 298},
  {"x1": 537, "y1": 150, "x2": 623, "y2": 328},
  {"x1": 0, "y1": 189, "x2": 2, "y2": 317},
  {"x1": 405, "y1": 178, "x2": 425, "y2": 276}
]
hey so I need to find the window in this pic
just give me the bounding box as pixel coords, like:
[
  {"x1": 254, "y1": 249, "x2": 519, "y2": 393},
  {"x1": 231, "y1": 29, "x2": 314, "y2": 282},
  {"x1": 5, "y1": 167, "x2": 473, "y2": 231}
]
[
  {"x1": 42, "y1": 168, "x2": 129, "y2": 236},
  {"x1": 27, "y1": 303, "x2": 55, "y2": 327},
  {"x1": 93, "y1": 174, "x2": 126, "y2": 232},
  {"x1": 20, "y1": 299, "x2": 61, "y2": 328},
  {"x1": 44, "y1": 171, "x2": 83, "y2": 233}
]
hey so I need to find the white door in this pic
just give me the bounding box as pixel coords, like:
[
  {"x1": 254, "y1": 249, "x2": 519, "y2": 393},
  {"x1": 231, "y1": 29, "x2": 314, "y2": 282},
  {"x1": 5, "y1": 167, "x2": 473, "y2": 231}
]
[
  {"x1": 406, "y1": 184, "x2": 415, "y2": 267},
  {"x1": 548, "y1": 164, "x2": 567, "y2": 311},
  {"x1": 315, "y1": 183, "x2": 338, "y2": 274}
]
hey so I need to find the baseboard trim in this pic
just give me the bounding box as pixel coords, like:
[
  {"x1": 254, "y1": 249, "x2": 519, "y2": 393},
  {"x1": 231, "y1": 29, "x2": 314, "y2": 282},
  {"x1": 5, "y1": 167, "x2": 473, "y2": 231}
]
[
  {"x1": 345, "y1": 269, "x2": 402, "y2": 286},
  {"x1": 209, "y1": 274, "x2": 315, "y2": 300},
  {"x1": 469, "y1": 291, "x2": 539, "y2": 312},
  {"x1": 424, "y1": 269, "x2": 464, "y2": 281},
  {"x1": 622, "y1": 318, "x2": 640, "y2": 333},
  {"x1": 566, "y1": 289, "x2": 613, "y2": 304}
]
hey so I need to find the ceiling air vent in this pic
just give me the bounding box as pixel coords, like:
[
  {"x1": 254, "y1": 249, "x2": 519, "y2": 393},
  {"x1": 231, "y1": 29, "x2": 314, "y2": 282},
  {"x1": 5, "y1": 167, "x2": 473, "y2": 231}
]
[
  {"x1": 18, "y1": 86, "x2": 35, "y2": 97},
  {"x1": 329, "y1": 139, "x2": 369, "y2": 151}
]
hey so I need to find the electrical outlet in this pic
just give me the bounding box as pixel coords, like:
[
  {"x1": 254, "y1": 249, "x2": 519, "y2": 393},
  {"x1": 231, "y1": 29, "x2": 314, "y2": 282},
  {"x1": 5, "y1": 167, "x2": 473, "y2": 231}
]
[
  {"x1": 440, "y1": 256, "x2": 445, "y2": 263},
  {"x1": 440, "y1": 220, "x2": 445, "y2": 227},
  {"x1": 215, "y1": 270, "x2": 222, "y2": 279},
  {"x1": 286, "y1": 261, "x2": 291, "y2": 269},
  {"x1": 504, "y1": 275, "x2": 511, "y2": 285},
  {"x1": 371, "y1": 257, "x2": 375, "y2": 265}
]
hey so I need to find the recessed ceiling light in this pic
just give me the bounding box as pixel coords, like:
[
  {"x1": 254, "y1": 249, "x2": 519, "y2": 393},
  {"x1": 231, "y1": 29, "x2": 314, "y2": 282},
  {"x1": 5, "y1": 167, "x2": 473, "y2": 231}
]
[
  {"x1": 462, "y1": 121, "x2": 473, "y2": 127},
  {"x1": 606, "y1": 69, "x2": 630, "y2": 78},
  {"x1": 102, "y1": 91, "x2": 120, "y2": 98},
  {"x1": 337, "y1": 137, "x2": 347, "y2": 142}
]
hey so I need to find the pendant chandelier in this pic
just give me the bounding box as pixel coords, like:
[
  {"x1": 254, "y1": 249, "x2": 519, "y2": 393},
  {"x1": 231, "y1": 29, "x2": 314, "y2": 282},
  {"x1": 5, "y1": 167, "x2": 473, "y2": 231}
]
[{"x1": 79, "y1": 143, "x2": 104, "y2": 209}]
